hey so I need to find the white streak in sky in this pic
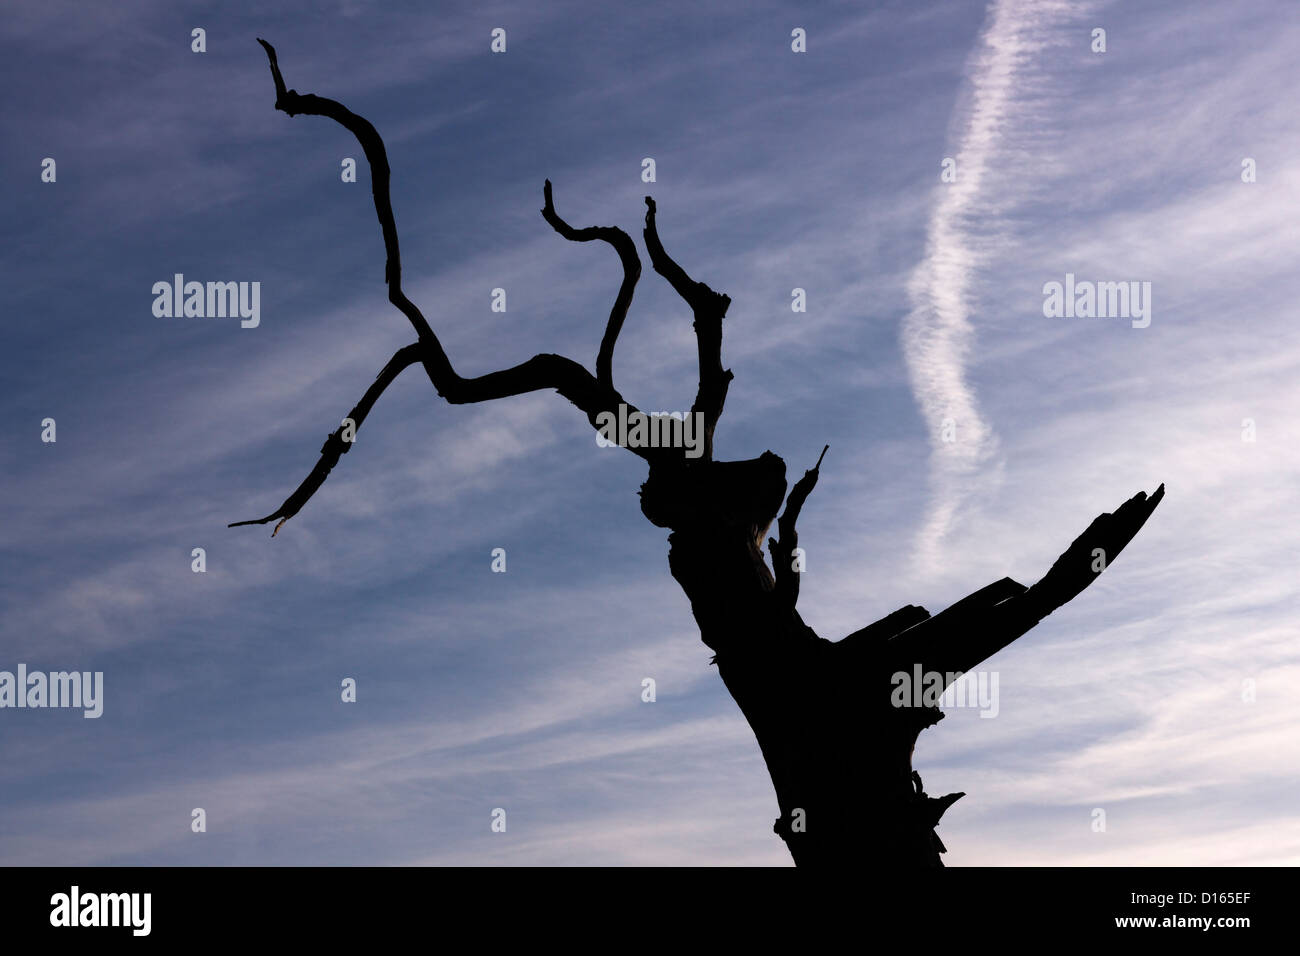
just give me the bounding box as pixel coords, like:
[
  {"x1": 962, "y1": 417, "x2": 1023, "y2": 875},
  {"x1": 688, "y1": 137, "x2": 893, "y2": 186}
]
[{"x1": 902, "y1": 0, "x2": 1079, "y2": 571}]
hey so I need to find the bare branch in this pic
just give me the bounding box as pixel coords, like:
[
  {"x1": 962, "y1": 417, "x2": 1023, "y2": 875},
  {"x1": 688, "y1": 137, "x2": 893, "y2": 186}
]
[
  {"x1": 254, "y1": 40, "x2": 648, "y2": 429},
  {"x1": 229, "y1": 343, "x2": 424, "y2": 535},
  {"x1": 257, "y1": 37, "x2": 434, "y2": 347},
  {"x1": 643, "y1": 197, "x2": 708, "y2": 306},
  {"x1": 643, "y1": 196, "x2": 734, "y2": 460},
  {"x1": 768, "y1": 445, "x2": 828, "y2": 606},
  {"x1": 541, "y1": 180, "x2": 641, "y2": 387},
  {"x1": 885, "y1": 484, "x2": 1166, "y2": 681},
  {"x1": 238, "y1": 41, "x2": 684, "y2": 533},
  {"x1": 1022, "y1": 483, "x2": 1166, "y2": 615}
]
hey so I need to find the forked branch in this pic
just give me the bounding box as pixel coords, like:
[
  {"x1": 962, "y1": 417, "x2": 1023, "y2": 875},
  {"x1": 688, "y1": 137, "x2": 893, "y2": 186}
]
[{"x1": 235, "y1": 40, "x2": 674, "y2": 534}]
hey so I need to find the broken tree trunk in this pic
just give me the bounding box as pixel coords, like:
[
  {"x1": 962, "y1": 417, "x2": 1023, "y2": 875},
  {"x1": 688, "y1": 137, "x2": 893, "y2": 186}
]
[{"x1": 641, "y1": 446, "x2": 1163, "y2": 867}]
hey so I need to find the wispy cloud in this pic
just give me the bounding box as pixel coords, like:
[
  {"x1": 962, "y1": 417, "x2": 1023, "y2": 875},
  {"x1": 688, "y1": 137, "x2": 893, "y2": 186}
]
[{"x1": 902, "y1": 0, "x2": 1089, "y2": 571}]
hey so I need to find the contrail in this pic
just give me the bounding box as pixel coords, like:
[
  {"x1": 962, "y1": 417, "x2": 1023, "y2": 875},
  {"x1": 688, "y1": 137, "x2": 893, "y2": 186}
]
[{"x1": 902, "y1": 0, "x2": 1078, "y2": 571}]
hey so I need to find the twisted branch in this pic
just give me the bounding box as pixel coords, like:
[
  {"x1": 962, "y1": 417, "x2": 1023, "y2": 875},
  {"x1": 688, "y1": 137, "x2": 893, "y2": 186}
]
[
  {"x1": 235, "y1": 40, "x2": 674, "y2": 534},
  {"x1": 643, "y1": 196, "x2": 734, "y2": 461},
  {"x1": 541, "y1": 180, "x2": 641, "y2": 388}
]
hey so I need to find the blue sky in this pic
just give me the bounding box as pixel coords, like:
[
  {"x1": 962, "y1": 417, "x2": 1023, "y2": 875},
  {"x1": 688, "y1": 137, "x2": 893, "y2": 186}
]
[{"x1": 2, "y1": 0, "x2": 1297, "y2": 865}]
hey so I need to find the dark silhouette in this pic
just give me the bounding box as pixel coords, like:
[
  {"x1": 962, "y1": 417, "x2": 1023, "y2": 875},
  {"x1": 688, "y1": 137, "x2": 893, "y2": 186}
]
[{"x1": 231, "y1": 40, "x2": 1164, "y2": 867}]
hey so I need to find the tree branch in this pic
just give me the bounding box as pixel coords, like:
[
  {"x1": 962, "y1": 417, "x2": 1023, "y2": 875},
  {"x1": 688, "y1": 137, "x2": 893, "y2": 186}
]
[
  {"x1": 229, "y1": 343, "x2": 424, "y2": 535},
  {"x1": 885, "y1": 484, "x2": 1166, "y2": 681},
  {"x1": 257, "y1": 37, "x2": 434, "y2": 347},
  {"x1": 643, "y1": 196, "x2": 734, "y2": 461},
  {"x1": 541, "y1": 180, "x2": 641, "y2": 388},
  {"x1": 239, "y1": 40, "x2": 682, "y2": 533},
  {"x1": 768, "y1": 445, "x2": 828, "y2": 606},
  {"x1": 254, "y1": 40, "x2": 650, "y2": 432}
]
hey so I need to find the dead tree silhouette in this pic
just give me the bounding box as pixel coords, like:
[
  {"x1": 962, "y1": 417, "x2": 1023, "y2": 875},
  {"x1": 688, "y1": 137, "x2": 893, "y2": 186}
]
[{"x1": 231, "y1": 39, "x2": 1165, "y2": 868}]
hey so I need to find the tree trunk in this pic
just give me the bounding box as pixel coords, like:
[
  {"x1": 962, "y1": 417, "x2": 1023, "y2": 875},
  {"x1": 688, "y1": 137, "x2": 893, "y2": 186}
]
[{"x1": 641, "y1": 451, "x2": 1162, "y2": 868}]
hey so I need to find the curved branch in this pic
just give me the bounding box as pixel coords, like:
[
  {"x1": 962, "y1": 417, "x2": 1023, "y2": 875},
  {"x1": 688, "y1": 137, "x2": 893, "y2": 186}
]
[
  {"x1": 229, "y1": 343, "x2": 424, "y2": 535},
  {"x1": 257, "y1": 37, "x2": 434, "y2": 346},
  {"x1": 231, "y1": 346, "x2": 669, "y2": 534},
  {"x1": 768, "y1": 445, "x2": 828, "y2": 606},
  {"x1": 541, "y1": 180, "x2": 641, "y2": 387},
  {"x1": 643, "y1": 197, "x2": 706, "y2": 305},
  {"x1": 643, "y1": 196, "x2": 733, "y2": 460},
  {"x1": 240, "y1": 41, "x2": 679, "y2": 534},
  {"x1": 256, "y1": 40, "x2": 635, "y2": 426}
]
